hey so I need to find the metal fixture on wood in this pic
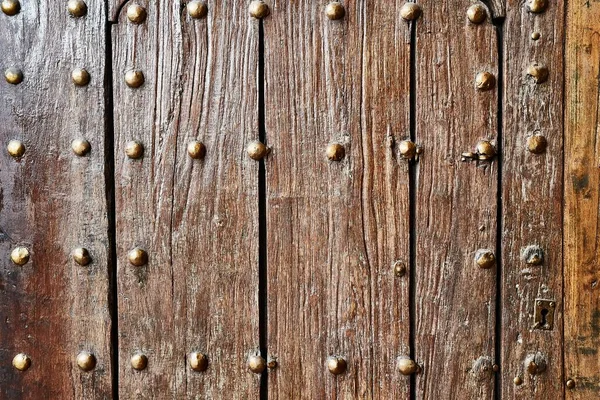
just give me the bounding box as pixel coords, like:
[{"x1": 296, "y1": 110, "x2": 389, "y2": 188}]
[
  {"x1": 526, "y1": 63, "x2": 549, "y2": 84},
  {"x1": 476, "y1": 72, "x2": 496, "y2": 91},
  {"x1": 188, "y1": 352, "x2": 209, "y2": 372},
  {"x1": 73, "y1": 248, "x2": 92, "y2": 266},
  {"x1": 467, "y1": 3, "x2": 487, "y2": 24},
  {"x1": 475, "y1": 249, "x2": 496, "y2": 269},
  {"x1": 131, "y1": 353, "x2": 148, "y2": 370},
  {"x1": 187, "y1": 1, "x2": 207, "y2": 19},
  {"x1": 533, "y1": 299, "x2": 555, "y2": 330},
  {"x1": 326, "y1": 143, "x2": 345, "y2": 161},
  {"x1": 72, "y1": 139, "x2": 91, "y2": 156},
  {"x1": 462, "y1": 140, "x2": 496, "y2": 162},
  {"x1": 527, "y1": 134, "x2": 547, "y2": 154},
  {"x1": 400, "y1": 3, "x2": 422, "y2": 21},
  {"x1": 527, "y1": 0, "x2": 548, "y2": 14},
  {"x1": 399, "y1": 140, "x2": 422, "y2": 161},
  {"x1": 248, "y1": 354, "x2": 266, "y2": 374},
  {"x1": 397, "y1": 356, "x2": 419, "y2": 375},
  {"x1": 72, "y1": 68, "x2": 90, "y2": 86},
  {"x1": 327, "y1": 356, "x2": 347, "y2": 375},
  {"x1": 67, "y1": 0, "x2": 87, "y2": 17},
  {"x1": 128, "y1": 248, "x2": 148, "y2": 267},
  {"x1": 76, "y1": 351, "x2": 96, "y2": 371},
  {"x1": 12, "y1": 353, "x2": 30, "y2": 371},
  {"x1": 248, "y1": 1, "x2": 269, "y2": 19},
  {"x1": 125, "y1": 140, "x2": 144, "y2": 159},
  {"x1": 187, "y1": 141, "x2": 206, "y2": 159},
  {"x1": 7, "y1": 139, "x2": 25, "y2": 158},
  {"x1": 525, "y1": 352, "x2": 547, "y2": 375},
  {"x1": 10, "y1": 246, "x2": 30, "y2": 266},
  {"x1": 5, "y1": 67, "x2": 23, "y2": 85},
  {"x1": 127, "y1": 4, "x2": 147, "y2": 24},
  {"x1": 125, "y1": 70, "x2": 145, "y2": 88},
  {"x1": 247, "y1": 140, "x2": 268, "y2": 160},
  {"x1": 1, "y1": 0, "x2": 19, "y2": 15},
  {"x1": 325, "y1": 2, "x2": 345, "y2": 20}
]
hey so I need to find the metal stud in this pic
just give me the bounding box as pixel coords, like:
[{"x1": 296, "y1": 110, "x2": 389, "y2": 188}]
[
  {"x1": 72, "y1": 247, "x2": 92, "y2": 266},
  {"x1": 476, "y1": 72, "x2": 496, "y2": 91},
  {"x1": 128, "y1": 247, "x2": 148, "y2": 267},
  {"x1": 248, "y1": 354, "x2": 266, "y2": 374},
  {"x1": 125, "y1": 70, "x2": 145, "y2": 88},
  {"x1": 72, "y1": 139, "x2": 91, "y2": 156},
  {"x1": 67, "y1": 0, "x2": 87, "y2": 17},
  {"x1": 267, "y1": 357, "x2": 278, "y2": 369},
  {"x1": 247, "y1": 140, "x2": 268, "y2": 161},
  {"x1": 325, "y1": 2, "x2": 345, "y2": 20},
  {"x1": 475, "y1": 249, "x2": 495, "y2": 269},
  {"x1": 527, "y1": 134, "x2": 547, "y2": 154},
  {"x1": 5, "y1": 67, "x2": 23, "y2": 85},
  {"x1": 127, "y1": 4, "x2": 147, "y2": 24},
  {"x1": 130, "y1": 353, "x2": 148, "y2": 370},
  {"x1": 7, "y1": 139, "x2": 25, "y2": 158},
  {"x1": 531, "y1": 32, "x2": 541, "y2": 40},
  {"x1": 187, "y1": 141, "x2": 206, "y2": 160},
  {"x1": 522, "y1": 245, "x2": 544, "y2": 266},
  {"x1": 1, "y1": 0, "x2": 19, "y2": 15},
  {"x1": 248, "y1": 1, "x2": 269, "y2": 19},
  {"x1": 476, "y1": 140, "x2": 496, "y2": 160},
  {"x1": 400, "y1": 3, "x2": 422, "y2": 21},
  {"x1": 72, "y1": 68, "x2": 90, "y2": 86},
  {"x1": 526, "y1": 63, "x2": 549, "y2": 84},
  {"x1": 12, "y1": 353, "x2": 30, "y2": 371},
  {"x1": 467, "y1": 3, "x2": 486, "y2": 24},
  {"x1": 527, "y1": 0, "x2": 548, "y2": 13},
  {"x1": 187, "y1": 1, "x2": 207, "y2": 19},
  {"x1": 326, "y1": 356, "x2": 347, "y2": 375},
  {"x1": 566, "y1": 379, "x2": 576, "y2": 389},
  {"x1": 11, "y1": 246, "x2": 29, "y2": 266},
  {"x1": 188, "y1": 352, "x2": 209, "y2": 372},
  {"x1": 125, "y1": 140, "x2": 144, "y2": 159},
  {"x1": 393, "y1": 260, "x2": 407, "y2": 277},
  {"x1": 397, "y1": 356, "x2": 419, "y2": 375},
  {"x1": 513, "y1": 376, "x2": 523, "y2": 386},
  {"x1": 525, "y1": 352, "x2": 547, "y2": 375},
  {"x1": 399, "y1": 140, "x2": 419, "y2": 160},
  {"x1": 76, "y1": 351, "x2": 96, "y2": 372},
  {"x1": 326, "y1": 143, "x2": 345, "y2": 161}
]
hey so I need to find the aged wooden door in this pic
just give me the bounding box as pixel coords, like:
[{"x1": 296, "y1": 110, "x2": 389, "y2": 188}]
[{"x1": 0, "y1": 0, "x2": 599, "y2": 399}]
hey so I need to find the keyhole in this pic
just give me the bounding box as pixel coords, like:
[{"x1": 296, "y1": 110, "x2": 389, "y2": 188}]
[{"x1": 540, "y1": 308, "x2": 549, "y2": 327}]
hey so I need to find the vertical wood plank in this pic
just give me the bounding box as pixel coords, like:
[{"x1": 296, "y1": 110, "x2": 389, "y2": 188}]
[
  {"x1": 0, "y1": 1, "x2": 112, "y2": 398},
  {"x1": 264, "y1": 0, "x2": 411, "y2": 397},
  {"x1": 414, "y1": 1, "x2": 498, "y2": 398},
  {"x1": 501, "y1": 1, "x2": 565, "y2": 397},
  {"x1": 564, "y1": 0, "x2": 600, "y2": 397}
]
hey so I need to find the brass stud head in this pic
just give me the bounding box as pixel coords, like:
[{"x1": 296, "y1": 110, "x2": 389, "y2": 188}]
[
  {"x1": 127, "y1": 4, "x2": 147, "y2": 24},
  {"x1": 248, "y1": 354, "x2": 266, "y2": 374},
  {"x1": 247, "y1": 140, "x2": 268, "y2": 160},
  {"x1": 527, "y1": 134, "x2": 547, "y2": 154},
  {"x1": 525, "y1": 353, "x2": 547, "y2": 375},
  {"x1": 400, "y1": 3, "x2": 422, "y2": 21},
  {"x1": 5, "y1": 67, "x2": 23, "y2": 85},
  {"x1": 393, "y1": 260, "x2": 407, "y2": 277},
  {"x1": 397, "y1": 356, "x2": 419, "y2": 375},
  {"x1": 326, "y1": 143, "x2": 345, "y2": 161},
  {"x1": 476, "y1": 140, "x2": 496, "y2": 159},
  {"x1": 72, "y1": 139, "x2": 91, "y2": 156},
  {"x1": 475, "y1": 249, "x2": 496, "y2": 269},
  {"x1": 72, "y1": 68, "x2": 90, "y2": 86},
  {"x1": 130, "y1": 353, "x2": 148, "y2": 370},
  {"x1": 527, "y1": 0, "x2": 548, "y2": 13},
  {"x1": 566, "y1": 379, "x2": 576, "y2": 389},
  {"x1": 125, "y1": 70, "x2": 145, "y2": 88},
  {"x1": 12, "y1": 353, "x2": 30, "y2": 371},
  {"x1": 325, "y1": 2, "x2": 345, "y2": 20},
  {"x1": 326, "y1": 356, "x2": 347, "y2": 375},
  {"x1": 187, "y1": 141, "x2": 207, "y2": 159},
  {"x1": 187, "y1": 1, "x2": 208, "y2": 19},
  {"x1": 467, "y1": 3, "x2": 487, "y2": 24},
  {"x1": 73, "y1": 247, "x2": 92, "y2": 266},
  {"x1": 188, "y1": 352, "x2": 209, "y2": 372},
  {"x1": 248, "y1": 1, "x2": 269, "y2": 19},
  {"x1": 531, "y1": 32, "x2": 541, "y2": 40},
  {"x1": 399, "y1": 140, "x2": 417, "y2": 160},
  {"x1": 67, "y1": 0, "x2": 87, "y2": 17},
  {"x1": 513, "y1": 376, "x2": 523, "y2": 385},
  {"x1": 526, "y1": 63, "x2": 549, "y2": 84},
  {"x1": 522, "y1": 245, "x2": 544, "y2": 266},
  {"x1": 476, "y1": 72, "x2": 496, "y2": 91},
  {"x1": 7, "y1": 139, "x2": 25, "y2": 158},
  {"x1": 125, "y1": 140, "x2": 144, "y2": 159},
  {"x1": 76, "y1": 351, "x2": 96, "y2": 372},
  {"x1": 11, "y1": 246, "x2": 30, "y2": 266},
  {"x1": 128, "y1": 247, "x2": 148, "y2": 267},
  {"x1": 267, "y1": 358, "x2": 278, "y2": 369},
  {"x1": 1, "y1": 0, "x2": 20, "y2": 15}
]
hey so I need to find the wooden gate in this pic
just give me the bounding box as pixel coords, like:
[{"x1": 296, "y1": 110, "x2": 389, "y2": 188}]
[{"x1": 0, "y1": 0, "x2": 598, "y2": 399}]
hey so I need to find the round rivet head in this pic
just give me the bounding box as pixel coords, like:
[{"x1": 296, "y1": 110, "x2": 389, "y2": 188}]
[
  {"x1": 525, "y1": 353, "x2": 547, "y2": 375},
  {"x1": 566, "y1": 379, "x2": 576, "y2": 389},
  {"x1": 72, "y1": 68, "x2": 90, "y2": 86},
  {"x1": 5, "y1": 67, "x2": 23, "y2": 85},
  {"x1": 7, "y1": 139, "x2": 25, "y2": 158},
  {"x1": 127, "y1": 4, "x2": 147, "y2": 24},
  {"x1": 527, "y1": 0, "x2": 548, "y2": 13},
  {"x1": 247, "y1": 140, "x2": 268, "y2": 160},
  {"x1": 1, "y1": 0, "x2": 20, "y2": 15},
  {"x1": 11, "y1": 246, "x2": 30, "y2": 266},
  {"x1": 397, "y1": 356, "x2": 419, "y2": 375},
  {"x1": 399, "y1": 140, "x2": 417, "y2": 160},
  {"x1": 400, "y1": 3, "x2": 422, "y2": 21},
  {"x1": 526, "y1": 63, "x2": 549, "y2": 84},
  {"x1": 125, "y1": 70, "x2": 145, "y2": 88},
  {"x1": 325, "y1": 2, "x2": 345, "y2": 20},
  {"x1": 188, "y1": 352, "x2": 209, "y2": 372},
  {"x1": 248, "y1": 355, "x2": 266, "y2": 374},
  {"x1": 267, "y1": 358, "x2": 278, "y2": 369},
  {"x1": 476, "y1": 72, "x2": 496, "y2": 91},
  {"x1": 128, "y1": 248, "x2": 148, "y2": 267},
  {"x1": 248, "y1": 1, "x2": 269, "y2": 19},
  {"x1": 527, "y1": 134, "x2": 547, "y2": 154},
  {"x1": 72, "y1": 139, "x2": 91, "y2": 156},
  {"x1": 514, "y1": 376, "x2": 523, "y2": 385},
  {"x1": 475, "y1": 249, "x2": 496, "y2": 269},
  {"x1": 76, "y1": 351, "x2": 96, "y2": 372},
  {"x1": 326, "y1": 143, "x2": 345, "y2": 161},
  {"x1": 12, "y1": 353, "x2": 30, "y2": 371},
  {"x1": 187, "y1": 1, "x2": 207, "y2": 19},
  {"x1": 73, "y1": 247, "x2": 92, "y2": 266},
  {"x1": 393, "y1": 260, "x2": 407, "y2": 277},
  {"x1": 522, "y1": 245, "x2": 544, "y2": 265},
  {"x1": 476, "y1": 140, "x2": 496, "y2": 158},
  {"x1": 327, "y1": 356, "x2": 347, "y2": 375},
  {"x1": 125, "y1": 140, "x2": 144, "y2": 159},
  {"x1": 531, "y1": 32, "x2": 541, "y2": 40},
  {"x1": 187, "y1": 141, "x2": 206, "y2": 159},
  {"x1": 67, "y1": 0, "x2": 87, "y2": 17},
  {"x1": 131, "y1": 353, "x2": 148, "y2": 370},
  {"x1": 467, "y1": 3, "x2": 487, "y2": 24}
]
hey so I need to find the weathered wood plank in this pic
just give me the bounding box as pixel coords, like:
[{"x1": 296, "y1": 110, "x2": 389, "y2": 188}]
[
  {"x1": 264, "y1": 0, "x2": 411, "y2": 398},
  {"x1": 0, "y1": 1, "x2": 112, "y2": 398},
  {"x1": 564, "y1": 0, "x2": 600, "y2": 397},
  {"x1": 414, "y1": 1, "x2": 498, "y2": 398},
  {"x1": 113, "y1": 0, "x2": 260, "y2": 397}
]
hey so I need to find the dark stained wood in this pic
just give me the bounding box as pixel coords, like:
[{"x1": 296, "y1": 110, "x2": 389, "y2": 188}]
[
  {"x1": 264, "y1": 0, "x2": 411, "y2": 398},
  {"x1": 564, "y1": 0, "x2": 600, "y2": 397},
  {"x1": 500, "y1": 1, "x2": 565, "y2": 397},
  {"x1": 414, "y1": 1, "x2": 498, "y2": 398},
  {"x1": 0, "y1": 1, "x2": 112, "y2": 399},
  {"x1": 113, "y1": 0, "x2": 260, "y2": 397}
]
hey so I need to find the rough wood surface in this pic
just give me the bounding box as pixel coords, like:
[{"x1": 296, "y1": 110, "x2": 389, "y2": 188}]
[
  {"x1": 0, "y1": 1, "x2": 112, "y2": 399},
  {"x1": 564, "y1": 0, "x2": 600, "y2": 397},
  {"x1": 264, "y1": 0, "x2": 411, "y2": 398},
  {"x1": 414, "y1": 1, "x2": 498, "y2": 398},
  {"x1": 113, "y1": 0, "x2": 260, "y2": 398}
]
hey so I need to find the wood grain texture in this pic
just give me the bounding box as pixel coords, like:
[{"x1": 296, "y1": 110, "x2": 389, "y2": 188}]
[
  {"x1": 564, "y1": 0, "x2": 600, "y2": 397},
  {"x1": 501, "y1": 1, "x2": 565, "y2": 398},
  {"x1": 0, "y1": 1, "x2": 112, "y2": 399},
  {"x1": 414, "y1": 1, "x2": 498, "y2": 398},
  {"x1": 264, "y1": 0, "x2": 411, "y2": 398},
  {"x1": 113, "y1": 0, "x2": 260, "y2": 398}
]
